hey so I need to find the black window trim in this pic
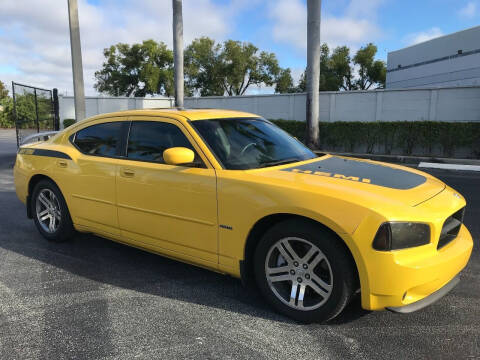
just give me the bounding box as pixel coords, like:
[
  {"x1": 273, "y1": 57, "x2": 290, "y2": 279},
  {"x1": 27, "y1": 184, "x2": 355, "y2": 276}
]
[
  {"x1": 119, "y1": 121, "x2": 131, "y2": 158},
  {"x1": 69, "y1": 116, "x2": 211, "y2": 169}
]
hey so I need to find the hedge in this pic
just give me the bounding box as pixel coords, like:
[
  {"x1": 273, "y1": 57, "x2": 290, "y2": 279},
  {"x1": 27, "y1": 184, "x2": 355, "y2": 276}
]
[{"x1": 270, "y1": 120, "x2": 480, "y2": 159}]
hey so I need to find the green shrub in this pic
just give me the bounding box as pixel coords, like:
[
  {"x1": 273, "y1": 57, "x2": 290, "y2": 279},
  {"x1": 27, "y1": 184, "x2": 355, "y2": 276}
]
[
  {"x1": 270, "y1": 119, "x2": 305, "y2": 141},
  {"x1": 395, "y1": 121, "x2": 418, "y2": 155},
  {"x1": 63, "y1": 118, "x2": 76, "y2": 128},
  {"x1": 270, "y1": 119, "x2": 480, "y2": 159}
]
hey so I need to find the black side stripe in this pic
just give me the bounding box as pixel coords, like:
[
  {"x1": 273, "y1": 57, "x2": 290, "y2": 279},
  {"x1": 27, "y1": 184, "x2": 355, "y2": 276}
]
[{"x1": 32, "y1": 149, "x2": 72, "y2": 160}]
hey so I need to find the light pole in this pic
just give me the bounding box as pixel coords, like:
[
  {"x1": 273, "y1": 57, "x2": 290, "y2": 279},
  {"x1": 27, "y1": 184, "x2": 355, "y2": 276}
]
[
  {"x1": 67, "y1": 0, "x2": 86, "y2": 121},
  {"x1": 172, "y1": 0, "x2": 184, "y2": 108},
  {"x1": 306, "y1": 0, "x2": 321, "y2": 149}
]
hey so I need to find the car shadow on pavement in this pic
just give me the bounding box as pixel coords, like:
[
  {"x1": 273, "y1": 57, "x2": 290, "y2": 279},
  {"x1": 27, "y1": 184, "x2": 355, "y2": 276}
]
[{"x1": 0, "y1": 224, "x2": 371, "y2": 325}]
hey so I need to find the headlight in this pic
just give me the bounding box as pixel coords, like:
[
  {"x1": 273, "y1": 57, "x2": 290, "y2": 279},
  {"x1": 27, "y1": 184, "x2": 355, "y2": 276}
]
[{"x1": 372, "y1": 222, "x2": 430, "y2": 251}]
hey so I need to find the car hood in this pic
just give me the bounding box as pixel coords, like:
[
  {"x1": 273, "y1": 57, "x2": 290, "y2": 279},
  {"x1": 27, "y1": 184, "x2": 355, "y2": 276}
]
[{"x1": 250, "y1": 155, "x2": 446, "y2": 208}]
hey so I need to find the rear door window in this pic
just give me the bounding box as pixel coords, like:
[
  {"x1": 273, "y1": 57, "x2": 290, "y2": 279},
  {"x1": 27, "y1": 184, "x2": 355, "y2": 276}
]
[{"x1": 74, "y1": 122, "x2": 123, "y2": 157}]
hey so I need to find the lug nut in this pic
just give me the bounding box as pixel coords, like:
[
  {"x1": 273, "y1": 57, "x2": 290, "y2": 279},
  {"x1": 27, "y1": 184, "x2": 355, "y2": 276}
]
[
  {"x1": 293, "y1": 261, "x2": 299, "y2": 267},
  {"x1": 305, "y1": 274, "x2": 310, "y2": 279},
  {"x1": 297, "y1": 278, "x2": 303, "y2": 283},
  {"x1": 302, "y1": 264, "x2": 308, "y2": 269},
  {"x1": 290, "y1": 270, "x2": 295, "y2": 275}
]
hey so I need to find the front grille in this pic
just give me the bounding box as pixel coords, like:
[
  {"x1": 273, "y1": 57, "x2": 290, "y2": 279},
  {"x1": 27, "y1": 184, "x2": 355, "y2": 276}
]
[{"x1": 438, "y1": 207, "x2": 465, "y2": 250}]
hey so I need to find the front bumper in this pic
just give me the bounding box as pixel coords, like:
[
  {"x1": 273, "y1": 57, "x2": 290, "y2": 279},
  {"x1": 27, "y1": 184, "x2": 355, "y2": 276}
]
[
  {"x1": 360, "y1": 224, "x2": 473, "y2": 311},
  {"x1": 386, "y1": 275, "x2": 459, "y2": 313}
]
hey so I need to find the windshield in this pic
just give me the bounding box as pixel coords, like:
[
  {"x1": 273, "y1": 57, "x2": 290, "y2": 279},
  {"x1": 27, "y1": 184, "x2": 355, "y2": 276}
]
[{"x1": 191, "y1": 118, "x2": 317, "y2": 170}]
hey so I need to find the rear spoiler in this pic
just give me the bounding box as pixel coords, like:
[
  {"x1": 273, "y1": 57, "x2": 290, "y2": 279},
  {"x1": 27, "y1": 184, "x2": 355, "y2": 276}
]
[{"x1": 20, "y1": 131, "x2": 60, "y2": 146}]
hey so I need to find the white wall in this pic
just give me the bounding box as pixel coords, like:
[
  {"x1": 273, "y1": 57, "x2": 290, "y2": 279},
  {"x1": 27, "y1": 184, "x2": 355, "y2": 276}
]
[
  {"x1": 185, "y1": 87, "x2": 480, "y2": 122},
  {"x1": 59, "y1": 86, "x2": 480, "y2": 125},
  {"x1": 59, "y1": 96, "x2": 174, "y2": 126}
]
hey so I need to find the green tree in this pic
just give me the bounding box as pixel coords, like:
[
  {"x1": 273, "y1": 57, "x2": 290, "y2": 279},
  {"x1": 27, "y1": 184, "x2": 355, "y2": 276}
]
[
  {"x1": 0, "y1": 93, "x2": 37, "y2": 129},
  {"x1": 320, "y1": 44, "x2": 345, "y2": 91},
  {"x1": 94, "y1": 40, "x2": 175, "y2": 97},
  {"x1": 184, "y1": 37, "x2": 225, "y2": 96},
  {"x1": 282, "y1": 44, "x2": 351, "y2": 93},
  {"x1": 13, "y1": 93, "x2": 36, "y2": 128},
  {"x1": 0, "y1": 97, "x2": 14, "y2": 128},
  {"x1": 295, "y1": 43, "x2": 386, "y2": 92},
  {"x1": 275, "y1": 68, "x2": 297, "y2": 93},
  {"x1": 296, "y1": 72, "x2": 306, "y2": 92},
  {"x1": 353, "y1": 43, "x2": 386, "y2": 89},
  {"x1": 330, "y1": 45, "x2": 356, "y2": 90},
  {"x1": 185, "y1": 38, "x2": 284, "y2": 96},
  {"x1": 97, "y1": 38, "x2": 285, "y2": 97},
  {"x1": 0, "y1": 80, "x2": 8, "y2": 100},
  {"x1": 221, "y1": 40, "x2": 281, "y2": 95}
]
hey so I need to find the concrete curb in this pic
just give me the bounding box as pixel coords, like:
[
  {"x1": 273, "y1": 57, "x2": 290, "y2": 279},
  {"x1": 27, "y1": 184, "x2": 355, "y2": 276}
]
[
  {"x1": 316, "y1": 151, "x2": 480, "y2": 166},
  {"x1": 419, "y1": 162, "x2": 480, "y2": 171}
]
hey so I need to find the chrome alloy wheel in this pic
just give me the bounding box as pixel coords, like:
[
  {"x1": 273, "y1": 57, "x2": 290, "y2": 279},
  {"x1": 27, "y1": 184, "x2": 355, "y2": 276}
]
[
  {"x1": 264, "y1": 237, "x2": 333, "y2": 311},
  {"x1": 35, "y1": 189, "x2": 61, "y2": 233}
]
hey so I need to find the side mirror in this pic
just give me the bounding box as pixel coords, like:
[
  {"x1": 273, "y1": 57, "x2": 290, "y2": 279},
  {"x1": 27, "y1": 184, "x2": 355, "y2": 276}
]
[{"x1": 163, "y1": 147, "x2": 195, "y2": 166}]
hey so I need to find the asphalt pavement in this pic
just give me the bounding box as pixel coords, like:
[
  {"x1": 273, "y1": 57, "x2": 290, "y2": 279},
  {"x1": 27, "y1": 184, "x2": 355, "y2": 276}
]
[{"x1": 0, "y1": 130, "x2": 478, "y2": 359}]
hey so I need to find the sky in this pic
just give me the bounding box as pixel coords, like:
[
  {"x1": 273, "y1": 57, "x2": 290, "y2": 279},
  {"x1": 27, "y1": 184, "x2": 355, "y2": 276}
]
[{"x1": 0, "y1": 0, "x2": 479, "y2": 96}]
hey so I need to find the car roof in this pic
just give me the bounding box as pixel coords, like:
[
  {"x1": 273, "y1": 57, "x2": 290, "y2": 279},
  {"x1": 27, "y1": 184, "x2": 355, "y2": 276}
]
[{"x1": 83, "y1": 108, "x2": 259, "y2": 124}]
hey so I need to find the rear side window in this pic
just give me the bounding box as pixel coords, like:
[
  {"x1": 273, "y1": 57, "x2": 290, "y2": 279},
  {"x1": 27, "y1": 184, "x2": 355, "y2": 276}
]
[
  {"x1": 127, "y1": 121, "x2": 197, "y2": 164},
  {"x1": 74, "y1": 122, "x2": 123, "y2": 157}
]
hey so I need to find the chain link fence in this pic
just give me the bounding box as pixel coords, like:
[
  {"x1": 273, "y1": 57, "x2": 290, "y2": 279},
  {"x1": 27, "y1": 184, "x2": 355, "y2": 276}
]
[{"x1": 12, "y1": 82, "x2": 59, "y2": 147}]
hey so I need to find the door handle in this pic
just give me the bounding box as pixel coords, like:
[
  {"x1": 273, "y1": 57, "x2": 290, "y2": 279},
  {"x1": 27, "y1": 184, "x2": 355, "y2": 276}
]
[
  {"x1": 121, "y1": 168, "x2": 135, "y2": 178},
  {"x1": 57, "y1": 160, "x2": 68, "y2": 168}
]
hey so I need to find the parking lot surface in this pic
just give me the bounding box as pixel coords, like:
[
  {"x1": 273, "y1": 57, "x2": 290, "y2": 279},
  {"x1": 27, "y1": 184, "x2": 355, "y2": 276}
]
[{"x1": 0, "y1": 134, "x2": 478, "y2": 359}]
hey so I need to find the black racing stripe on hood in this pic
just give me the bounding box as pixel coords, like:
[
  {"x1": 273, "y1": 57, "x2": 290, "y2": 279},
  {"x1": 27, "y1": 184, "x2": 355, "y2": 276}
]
[{"x1": 282, "y1": 156, "x2": 426, "y2": 190}]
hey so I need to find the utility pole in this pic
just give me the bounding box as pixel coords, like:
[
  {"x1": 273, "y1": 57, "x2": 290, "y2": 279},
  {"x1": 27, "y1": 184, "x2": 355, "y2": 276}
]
[
  {"x1": 67, "y1": 0, "x2": 86, "y2": 121},
  {"x1": 306, "y1": 0, "x2": 321, "y2": 149},
  {"x1": 172, "y1": 0, "x2": 184, "y2": 108}
]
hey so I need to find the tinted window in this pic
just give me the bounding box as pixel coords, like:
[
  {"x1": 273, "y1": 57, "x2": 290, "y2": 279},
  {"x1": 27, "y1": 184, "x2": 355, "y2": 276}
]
[
  {"x1": 192, "y1": 118, "x2": 316, "y2": 170},
  {"x1": 74, "y1": 122, "x2": 122, "y2": 156},
  {"x1": 127, "y1": 121, "x2": 197, "y2": 164}
]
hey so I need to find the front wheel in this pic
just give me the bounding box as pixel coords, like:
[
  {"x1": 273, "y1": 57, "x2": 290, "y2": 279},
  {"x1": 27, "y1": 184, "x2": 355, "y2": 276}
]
[
  {"x1": 31, "y1": 179, "x2": 75, "y2": 242},
  {"x1": 254, "y1": 219, "x2": 356, "y2": 323}
]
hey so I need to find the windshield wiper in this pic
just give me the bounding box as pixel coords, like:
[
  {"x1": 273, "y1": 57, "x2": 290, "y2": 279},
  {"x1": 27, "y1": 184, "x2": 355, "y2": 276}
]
[{"x1": 260, "y1": 158, "x2": 302, "y2": 168}]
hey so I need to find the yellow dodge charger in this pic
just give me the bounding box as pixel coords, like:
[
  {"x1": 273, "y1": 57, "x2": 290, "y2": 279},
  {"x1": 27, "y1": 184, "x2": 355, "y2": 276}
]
[{"x1": 14, "y1": 109, "x2": 473, "y2": 322}]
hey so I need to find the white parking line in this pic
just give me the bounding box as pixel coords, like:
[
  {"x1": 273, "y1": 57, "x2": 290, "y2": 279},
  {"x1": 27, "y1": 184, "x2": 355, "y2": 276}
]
[{"x1": 418, "y1": 162, "x2": 480, "y2": 171}]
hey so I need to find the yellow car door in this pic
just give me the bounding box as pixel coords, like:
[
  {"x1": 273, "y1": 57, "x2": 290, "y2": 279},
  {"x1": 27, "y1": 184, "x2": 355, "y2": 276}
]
[
  {"x1": 61, "y1": 118, "x2": 128, "y2": 236},
  {"x1": 116, "y1": 117, "x2": 218, "y2": 268}
]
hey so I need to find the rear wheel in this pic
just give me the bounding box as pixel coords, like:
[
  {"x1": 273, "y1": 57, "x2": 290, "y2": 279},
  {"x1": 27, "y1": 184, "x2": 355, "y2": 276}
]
[
  {"x1": 31, "y1": 179, "x2": 75, "y2": 242},
  {"x1": 254, "y1": 219, "x2": 356, "y2": 323}
]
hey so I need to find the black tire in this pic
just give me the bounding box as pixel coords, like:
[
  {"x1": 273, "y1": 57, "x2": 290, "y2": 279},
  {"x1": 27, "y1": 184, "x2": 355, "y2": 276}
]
[
  {"x1": 254, "y1": 219, "x2": 356, "y2": 323},
  {"x1": 31, "y1": 179, "x2": 75, "y2": 242}
]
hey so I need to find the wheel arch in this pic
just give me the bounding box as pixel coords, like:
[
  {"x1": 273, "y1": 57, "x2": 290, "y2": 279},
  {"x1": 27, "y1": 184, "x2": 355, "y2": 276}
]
[
  {"x1": 241, "y1": 213, "x2": 361, "y2": 292},
  {"x1": 27, "y1": 174, "x2": 61, "y2": 219}
]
